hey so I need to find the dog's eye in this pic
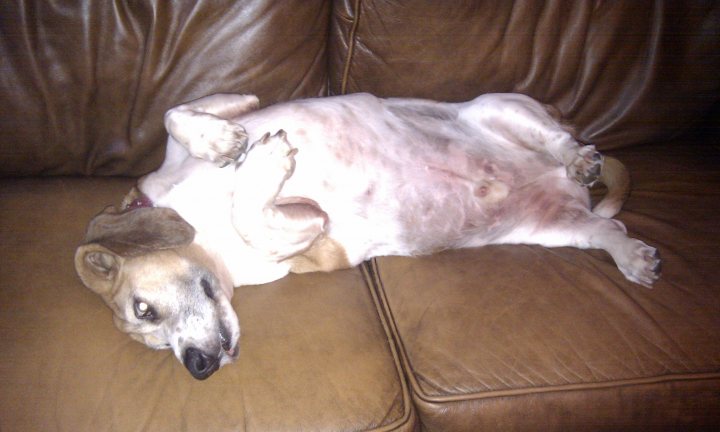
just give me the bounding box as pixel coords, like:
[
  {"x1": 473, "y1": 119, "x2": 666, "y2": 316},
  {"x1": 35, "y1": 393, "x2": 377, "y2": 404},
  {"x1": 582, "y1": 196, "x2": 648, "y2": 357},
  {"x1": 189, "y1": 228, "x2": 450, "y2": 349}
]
[{"x1": 133, "y1": 299, "x2": 157, "y2": 321}]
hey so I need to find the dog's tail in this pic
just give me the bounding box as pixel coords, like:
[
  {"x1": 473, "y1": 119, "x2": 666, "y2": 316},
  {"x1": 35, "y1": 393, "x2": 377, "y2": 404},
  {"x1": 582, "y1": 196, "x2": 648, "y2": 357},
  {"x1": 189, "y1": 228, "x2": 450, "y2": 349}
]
[{"x1": 592, "y1": 156, "x2": 631, "y2": 218}]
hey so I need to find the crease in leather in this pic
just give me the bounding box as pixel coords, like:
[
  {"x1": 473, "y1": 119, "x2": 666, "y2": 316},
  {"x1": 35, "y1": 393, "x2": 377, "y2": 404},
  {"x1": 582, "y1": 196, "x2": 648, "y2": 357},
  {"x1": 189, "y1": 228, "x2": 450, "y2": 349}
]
[
  {"x1": 340, "y1": 0, "x2": 362, "y2": 95},
  {"x1": 0, "y1": 0, "x2": 331, "y2": 176}
]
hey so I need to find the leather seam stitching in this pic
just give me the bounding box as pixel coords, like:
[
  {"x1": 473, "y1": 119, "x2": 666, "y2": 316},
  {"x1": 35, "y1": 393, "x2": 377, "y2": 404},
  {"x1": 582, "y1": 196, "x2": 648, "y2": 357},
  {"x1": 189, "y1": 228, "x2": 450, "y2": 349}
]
[
  {"x1": 411, "y1": 372, "x2": 720, "y2": 404},
  {"x1": 361, "y1": 260, "x2": 417, "y2": 431}
]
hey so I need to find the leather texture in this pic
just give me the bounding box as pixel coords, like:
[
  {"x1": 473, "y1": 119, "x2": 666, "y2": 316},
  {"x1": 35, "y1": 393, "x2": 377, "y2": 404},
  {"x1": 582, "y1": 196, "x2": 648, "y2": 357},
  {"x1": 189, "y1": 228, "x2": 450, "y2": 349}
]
[
  {"x1": 370, "y1": 137, "x2": 720, "y2": 430},
  {"x1": 0, "y1": 0, "x2": 329, "y2": 176},
  {"x1": 1, "y1": 0, "x2": 719, "y2": 430},
  {"x1": 330, "y1": 1, "x2": 720, "y2": 149},
  {"x1": 0, "y1": 177, "x2": 416, "y2": 431}
]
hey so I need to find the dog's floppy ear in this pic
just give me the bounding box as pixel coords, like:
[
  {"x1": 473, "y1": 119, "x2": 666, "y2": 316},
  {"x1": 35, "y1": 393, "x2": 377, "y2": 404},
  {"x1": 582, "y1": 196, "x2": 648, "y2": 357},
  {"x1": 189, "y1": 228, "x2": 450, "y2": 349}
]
[
  {"x1": 83, "y1": 206, "x2": 195, "y2": 256},
  {"x1": 75, "y1": 243, "x2": 124, "y2": 296},
  {"x1": 75, "y1": 206, "x2": 195, "y2": 295}
]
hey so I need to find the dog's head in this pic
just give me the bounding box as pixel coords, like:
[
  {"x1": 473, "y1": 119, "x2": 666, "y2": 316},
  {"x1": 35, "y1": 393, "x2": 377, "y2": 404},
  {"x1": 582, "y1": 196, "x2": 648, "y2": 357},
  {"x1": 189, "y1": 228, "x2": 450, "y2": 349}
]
[{"x1": 74, "y1": 206, "x2": 240, "y2": 380}]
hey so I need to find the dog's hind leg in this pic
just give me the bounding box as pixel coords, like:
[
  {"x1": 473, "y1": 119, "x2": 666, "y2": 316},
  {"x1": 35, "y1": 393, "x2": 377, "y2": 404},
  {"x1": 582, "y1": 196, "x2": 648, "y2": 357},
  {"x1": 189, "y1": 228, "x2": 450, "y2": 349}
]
[
  {"x1": 164, "y1": 93, "x2": 260, "y2": 166},
  {"x1": 231, "y1": 131, "x2": 327, "y2": 261},
  {"x1": 460, "y1": 93, "x2": 604, "y2": 187},
  {"x1": 502, "y1": 197, "x2": 661, "y2": 287},
  {"x1": 562, "y1": 212, "x2": 660, "y2": 287},
  {"x1": 585, "y1": 218, "x2": 661, "y2": 287}
]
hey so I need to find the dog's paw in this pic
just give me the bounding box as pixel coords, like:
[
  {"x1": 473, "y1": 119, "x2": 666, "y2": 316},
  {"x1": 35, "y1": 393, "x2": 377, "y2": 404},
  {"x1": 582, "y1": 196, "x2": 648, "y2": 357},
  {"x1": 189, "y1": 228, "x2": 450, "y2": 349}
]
[
  {"x1": 567, "y1": 145, "x2": 603, "y2": 187},
  {"x1": 187, "y1": 118, "x2": 249, "y2": 167},
  {"x1": 243, "y1": 130, "x2": 297, "y2": 179},
  {"x1": 617, "y1": 241, "x2": 661, "y2": 288}
]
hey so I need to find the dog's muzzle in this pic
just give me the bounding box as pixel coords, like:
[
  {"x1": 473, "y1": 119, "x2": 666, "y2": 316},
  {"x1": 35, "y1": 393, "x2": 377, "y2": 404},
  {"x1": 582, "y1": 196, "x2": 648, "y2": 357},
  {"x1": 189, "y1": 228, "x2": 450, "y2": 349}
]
[
  {"x1": 182, "y1": 323, "x2": 238, "y2": 380},
  {"x1": 183, "y1": 347, "x2": 220, "y2": 380}
]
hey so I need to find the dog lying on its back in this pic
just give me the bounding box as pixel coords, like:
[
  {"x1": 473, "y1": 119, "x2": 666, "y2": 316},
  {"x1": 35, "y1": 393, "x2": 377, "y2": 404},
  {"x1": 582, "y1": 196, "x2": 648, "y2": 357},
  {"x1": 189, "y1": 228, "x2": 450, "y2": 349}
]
[{"x1": 75, "y1": 92, "x2": 660, "y2": 379}]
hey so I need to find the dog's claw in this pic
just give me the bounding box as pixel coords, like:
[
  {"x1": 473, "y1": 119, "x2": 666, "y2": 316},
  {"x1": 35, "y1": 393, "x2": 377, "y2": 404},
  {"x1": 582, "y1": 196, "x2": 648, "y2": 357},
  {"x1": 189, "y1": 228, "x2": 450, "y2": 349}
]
[
  {"x1": 568, "y1": 145, "x2": 603, "y2": 187},
  {"x1": 257, "y1": 130, "x2": 286, "y2": 146},
  {"x1": 239, "y1": 130, "x2": 296, "y2": 176},
  {"x1": 259, "y1": 132, "x2": 271, "y2": 144},
  {"x1": 619, "y1": 242, "x2": 661, "y2": 288}
]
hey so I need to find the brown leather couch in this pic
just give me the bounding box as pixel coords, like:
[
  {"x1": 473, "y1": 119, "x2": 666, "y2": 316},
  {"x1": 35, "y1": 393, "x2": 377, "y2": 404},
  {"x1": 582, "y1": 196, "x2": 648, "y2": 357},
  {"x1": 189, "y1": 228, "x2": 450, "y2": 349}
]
[{"x1": 2, "y1": 1, "x2": 719, "y2": 430}]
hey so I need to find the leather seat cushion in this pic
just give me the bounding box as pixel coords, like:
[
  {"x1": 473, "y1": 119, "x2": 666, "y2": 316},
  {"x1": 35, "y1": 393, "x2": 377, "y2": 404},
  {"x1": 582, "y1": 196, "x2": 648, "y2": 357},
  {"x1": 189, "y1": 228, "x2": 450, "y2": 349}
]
[
  {"x1": 371, "y1": 139, "x2": 720, "y2": 430},
  {"x1": 0, "y1": 177, "x2": 416, "y2": 431}
]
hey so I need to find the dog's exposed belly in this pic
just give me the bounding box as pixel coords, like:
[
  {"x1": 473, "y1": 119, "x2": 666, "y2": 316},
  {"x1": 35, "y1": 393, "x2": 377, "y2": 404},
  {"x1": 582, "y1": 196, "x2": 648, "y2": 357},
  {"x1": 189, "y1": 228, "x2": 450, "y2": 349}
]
[
  {"x1": 139, "y1": 92, "x2": 656, "y2": 290},
  {"x1": 301, "y1": 156, "x2": 577, "y2": 260},
  {"x1": 143, "y1": 94, "x2": 589, "y2": 286},
  {"x1": 146, "y1": 98, "x2": 576, "y2": 279}
]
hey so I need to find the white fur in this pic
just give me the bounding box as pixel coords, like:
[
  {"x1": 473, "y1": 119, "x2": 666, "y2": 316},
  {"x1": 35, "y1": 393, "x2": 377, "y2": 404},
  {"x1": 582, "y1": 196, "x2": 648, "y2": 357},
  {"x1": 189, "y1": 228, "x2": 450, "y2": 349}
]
[{"x1": 140, "y1": 93, "x2": 660, "y2": 287}]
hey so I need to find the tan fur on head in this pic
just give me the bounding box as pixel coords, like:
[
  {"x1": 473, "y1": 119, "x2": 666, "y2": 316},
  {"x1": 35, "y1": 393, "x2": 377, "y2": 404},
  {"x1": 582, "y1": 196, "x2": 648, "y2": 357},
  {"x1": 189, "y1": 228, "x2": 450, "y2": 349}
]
[
  {"x1": 75, "y1": 206, "x2": 195, "y2": 304},
  {"x1": 75, "y1": 206, "x2": 240, "y2": 380}
]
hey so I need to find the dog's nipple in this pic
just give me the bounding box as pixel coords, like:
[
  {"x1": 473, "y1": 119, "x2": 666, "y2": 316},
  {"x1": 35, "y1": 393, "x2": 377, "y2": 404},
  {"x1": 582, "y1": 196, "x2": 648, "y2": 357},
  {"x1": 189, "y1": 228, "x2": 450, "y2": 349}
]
[{"x1": 474, "y1": 180, "x2": 509, "y2": 203}]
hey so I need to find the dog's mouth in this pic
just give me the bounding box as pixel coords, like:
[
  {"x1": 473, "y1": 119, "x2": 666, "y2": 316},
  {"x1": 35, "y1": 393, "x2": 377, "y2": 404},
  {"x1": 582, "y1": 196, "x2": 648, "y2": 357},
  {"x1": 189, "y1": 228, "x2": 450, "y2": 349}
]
[{"x1": 219, "y1": 323, "x2": 239, "y2": 359}]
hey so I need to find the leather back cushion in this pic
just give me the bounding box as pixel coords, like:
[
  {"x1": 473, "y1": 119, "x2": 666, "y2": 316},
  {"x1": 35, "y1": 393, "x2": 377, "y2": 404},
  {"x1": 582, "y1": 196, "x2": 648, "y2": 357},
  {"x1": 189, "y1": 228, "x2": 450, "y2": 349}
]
[
  {"x1": 330, "y1": 1, "x2": 720, "y2": 149},
  {"x1": 0, "y1": 0, "x2": 329, "y2": 176},
  {"x1": 2, "y1": 1, "x2": 719, "y2": 175}
]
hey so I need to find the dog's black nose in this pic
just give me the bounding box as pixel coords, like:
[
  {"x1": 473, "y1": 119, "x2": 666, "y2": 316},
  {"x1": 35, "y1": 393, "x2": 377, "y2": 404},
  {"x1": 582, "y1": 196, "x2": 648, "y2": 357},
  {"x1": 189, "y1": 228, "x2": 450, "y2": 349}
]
[{"x1": 183, "y1": 347, "x2": 220, "y2": 380}]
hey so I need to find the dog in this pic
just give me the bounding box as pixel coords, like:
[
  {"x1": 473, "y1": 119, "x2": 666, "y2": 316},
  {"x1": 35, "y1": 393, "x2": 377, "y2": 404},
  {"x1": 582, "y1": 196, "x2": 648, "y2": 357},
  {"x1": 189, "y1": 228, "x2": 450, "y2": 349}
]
[{"x1": 75, "y1": 92, "x2": 661, "y2": 379}]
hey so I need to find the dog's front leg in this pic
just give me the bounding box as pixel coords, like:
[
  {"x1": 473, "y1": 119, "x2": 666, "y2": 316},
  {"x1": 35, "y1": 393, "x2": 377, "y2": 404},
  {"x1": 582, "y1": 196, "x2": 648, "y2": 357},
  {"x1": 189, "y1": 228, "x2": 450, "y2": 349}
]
[
  {"x1": 164, "y1": 93, "x2": 260, "y2": 166},
  {"x1": 231, "y1": 131, "x2": 327, "y2": 261}
]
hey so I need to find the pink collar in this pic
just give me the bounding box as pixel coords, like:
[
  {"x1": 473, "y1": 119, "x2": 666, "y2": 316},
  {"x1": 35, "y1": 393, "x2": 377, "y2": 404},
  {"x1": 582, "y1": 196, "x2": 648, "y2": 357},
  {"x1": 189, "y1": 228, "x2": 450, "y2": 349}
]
[{"x1": 125, "y1": 194, "x2": 154, "y2": 210}]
